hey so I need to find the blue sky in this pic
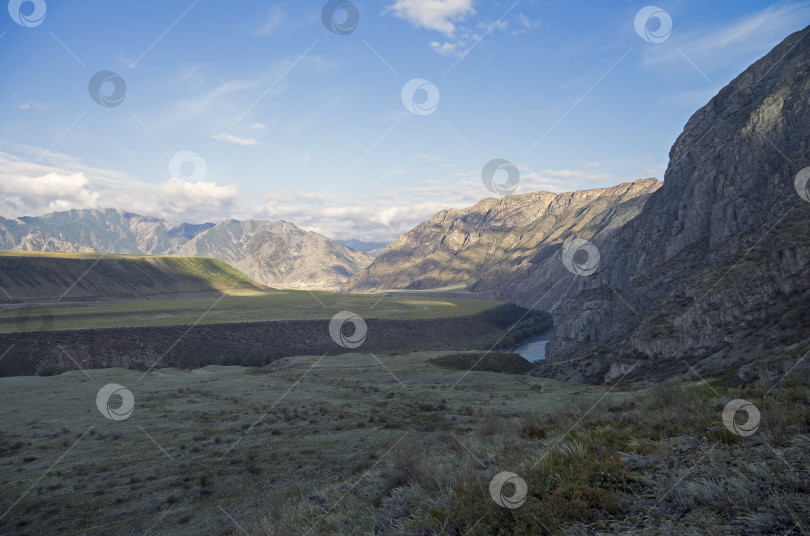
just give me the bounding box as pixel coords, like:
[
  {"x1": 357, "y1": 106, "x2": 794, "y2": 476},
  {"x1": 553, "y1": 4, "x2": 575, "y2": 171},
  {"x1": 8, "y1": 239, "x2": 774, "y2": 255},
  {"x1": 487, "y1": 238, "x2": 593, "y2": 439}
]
[{"x1": 1, "y1": 0, "x2": 808, "y2": 241}]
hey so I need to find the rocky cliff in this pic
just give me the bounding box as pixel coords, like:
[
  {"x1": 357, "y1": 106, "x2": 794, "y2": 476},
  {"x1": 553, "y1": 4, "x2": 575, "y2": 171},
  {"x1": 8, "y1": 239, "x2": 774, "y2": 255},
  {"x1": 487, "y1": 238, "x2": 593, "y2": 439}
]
[
  {"x1": 0, "y1": 303, "x2": 534, "y2": 376},
  {"x1": 542, "y1": 26, "x2": 810, "y2": 384},
  {"x1": 349, "y1": 178, "x2": 661, "y2": 312}
]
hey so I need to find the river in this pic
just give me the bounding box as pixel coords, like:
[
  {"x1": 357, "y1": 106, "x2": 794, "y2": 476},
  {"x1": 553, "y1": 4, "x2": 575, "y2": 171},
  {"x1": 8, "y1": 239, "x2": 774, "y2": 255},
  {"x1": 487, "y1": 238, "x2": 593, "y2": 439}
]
[{"x1": 511, "y1": 332, "x2": 552, "y2": 363}]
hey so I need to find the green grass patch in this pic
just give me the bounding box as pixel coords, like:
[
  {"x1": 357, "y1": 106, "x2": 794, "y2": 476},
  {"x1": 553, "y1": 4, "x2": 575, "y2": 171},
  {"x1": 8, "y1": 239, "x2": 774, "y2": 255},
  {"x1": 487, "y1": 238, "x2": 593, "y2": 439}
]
[
  {"x1": 429, "y1": 352, "x2": 534, "y2": 374},
  {"x1": 0, "y1": 290, "x2": 504, "y2": 332}
]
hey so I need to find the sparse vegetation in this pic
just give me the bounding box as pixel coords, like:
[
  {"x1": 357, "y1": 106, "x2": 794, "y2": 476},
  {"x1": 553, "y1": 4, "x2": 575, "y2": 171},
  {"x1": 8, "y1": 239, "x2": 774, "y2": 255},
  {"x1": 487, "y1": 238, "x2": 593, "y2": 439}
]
[
  {"x1": 255, "y1": 376, "x2": 810, "y2": 535},
  {"x1": 1, "y1": 353, "x2": 805, "y2": 535}
]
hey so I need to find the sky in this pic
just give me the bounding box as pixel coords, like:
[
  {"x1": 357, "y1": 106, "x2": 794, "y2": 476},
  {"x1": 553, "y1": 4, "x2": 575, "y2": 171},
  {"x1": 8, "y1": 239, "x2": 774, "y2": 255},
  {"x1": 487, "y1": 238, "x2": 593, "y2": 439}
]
[{"x1": 1, "y1": 0, "x2": 808, "y2": 241}]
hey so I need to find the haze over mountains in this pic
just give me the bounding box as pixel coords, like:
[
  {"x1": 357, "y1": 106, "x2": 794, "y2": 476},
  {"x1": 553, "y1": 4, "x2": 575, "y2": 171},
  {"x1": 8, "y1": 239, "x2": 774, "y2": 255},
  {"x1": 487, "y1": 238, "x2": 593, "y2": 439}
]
[
  {"x1": 0, "y1": 209, "x2": 373, "y2": 290},
  {"x1": 336, "y1": 239, "x2": 390, "y2": 257}
]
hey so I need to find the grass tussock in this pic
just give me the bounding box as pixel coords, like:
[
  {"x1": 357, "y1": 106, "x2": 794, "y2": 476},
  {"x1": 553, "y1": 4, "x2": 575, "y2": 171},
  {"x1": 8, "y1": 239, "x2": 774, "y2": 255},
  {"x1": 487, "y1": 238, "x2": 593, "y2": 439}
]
[{"x1": 252, "y1": 376, "x2": 810, "y2": 536}]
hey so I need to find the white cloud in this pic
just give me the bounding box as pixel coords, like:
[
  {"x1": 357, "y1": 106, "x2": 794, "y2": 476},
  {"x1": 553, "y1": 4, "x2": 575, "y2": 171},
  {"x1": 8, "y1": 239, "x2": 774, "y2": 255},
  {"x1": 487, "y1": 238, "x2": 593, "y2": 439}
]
[
  {"x1": 151, "y1": 77, "x2": 262, "y2": 131},
  {"x1": 256, "y1": 191, "x2": 456, "y2": 241},
  {"x1": 118, "y1": 178, "x2": 239, "y2": 223},
  {"x1": 210, "y1": 132, "x2": 260, "y2": 146},
  {"x1": 0, "y1": 147, "x2": 658, "y2": 242},
  {"x1": 250, "y1": 122, "x2": 267, "y2": 130},
  {"x1": 430, "y1": 40, "x2": 462, "y2": 56},
  {"x1": 641, "y1": 3, "x2": 810, "y2": 75},
  {"x1": 511, "y1": 13, "x2": 541, "y2": 35},
  {"x1": 16, "y1": 101, "x2": 51, "y2": 111},
  {"x1": 541, "y1": 169, "x2": 585, "y2": 179},
  {"x1": 387, "y1": 0, "x2": 475, "y2": 36},
  {"x1": 249, "y1": 165, "x2": 639, "y2": 241},
  {"x1": 0, "y1": 171, "x2": 100, "y2": 216},
  {"x1": 477, "y1": 19, "x2": 507, "y2": 32},
  {"x1": 419, "y1": 9, "x2": 517, "y2": 56},
  {"x1": 388, "y1": 2, "x2": 530, "y2": 56},
  {"x1": 517, "y1": 13, "x2": 541, "y2": 29},
  {"x1": 0, "y1": 150, "x2": 239, "y2": 225},
  {"x1": 148, "y1": 56, "x2": 336, "y2": 132},
  {"x1": 256, "y1": 5, "x2": 285, "y2": 36}
]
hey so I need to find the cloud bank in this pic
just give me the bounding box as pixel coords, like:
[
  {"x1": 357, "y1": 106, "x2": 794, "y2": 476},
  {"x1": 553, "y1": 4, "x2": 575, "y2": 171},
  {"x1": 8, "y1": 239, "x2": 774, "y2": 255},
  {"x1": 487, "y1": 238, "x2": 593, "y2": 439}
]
[{"x1": 0, "y1": 147, "x2": 657, "y2": 242}]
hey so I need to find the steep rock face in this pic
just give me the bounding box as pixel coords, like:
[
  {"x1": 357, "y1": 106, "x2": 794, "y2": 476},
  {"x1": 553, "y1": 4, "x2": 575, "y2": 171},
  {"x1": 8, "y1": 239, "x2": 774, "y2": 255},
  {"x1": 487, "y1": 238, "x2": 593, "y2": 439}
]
[
  {"x1": 0, "y1": 209, "x2": 373, "y2": 290},
  {"x1": 544, "y1": 26, "x2": 810, "y2": 383},
  {"x1": 349, "y1": 179, "x2": 661, "y2": 311}
]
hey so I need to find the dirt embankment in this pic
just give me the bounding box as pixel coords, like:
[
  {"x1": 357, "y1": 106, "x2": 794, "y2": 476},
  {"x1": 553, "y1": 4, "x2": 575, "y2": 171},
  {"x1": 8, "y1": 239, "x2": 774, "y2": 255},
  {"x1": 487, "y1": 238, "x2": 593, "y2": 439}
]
[{"x1": 0, "y1": 305, "x2": 545, "y2": 376}]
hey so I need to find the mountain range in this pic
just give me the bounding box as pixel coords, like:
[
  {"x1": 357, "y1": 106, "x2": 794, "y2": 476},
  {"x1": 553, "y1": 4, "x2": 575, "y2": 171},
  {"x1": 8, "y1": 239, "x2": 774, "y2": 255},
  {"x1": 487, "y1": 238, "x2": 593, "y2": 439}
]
[
  {"x1": 2, "y1": 26, "x2": 808, "y2": 386},
  {"x1": 336, "y1": 239, "x2": 390, "y2": 256},
  {"x1": 354, "y1": 26, "x2": 810, "y2": 384},
  {"x1": 0, "y1": 210, "x2": 373, "y2": 290},
  {"x1": 348, "y1": 178, "x2": 661, "y2": 311}
]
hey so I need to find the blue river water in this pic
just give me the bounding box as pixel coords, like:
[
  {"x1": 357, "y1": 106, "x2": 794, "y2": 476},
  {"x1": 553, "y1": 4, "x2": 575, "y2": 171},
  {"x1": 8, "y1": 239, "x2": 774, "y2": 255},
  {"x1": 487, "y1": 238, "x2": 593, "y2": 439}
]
[{"x1": 512, "y1": 335, "x2": 550, "y2": 363}]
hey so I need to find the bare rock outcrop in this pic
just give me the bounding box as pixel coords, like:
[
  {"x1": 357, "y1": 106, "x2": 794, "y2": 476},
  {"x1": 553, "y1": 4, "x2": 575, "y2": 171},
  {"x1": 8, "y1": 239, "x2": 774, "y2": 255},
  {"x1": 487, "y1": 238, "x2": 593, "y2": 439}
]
[
  {"x1": 349, "y1": 178, "x2": 662, "y2": 312},
  {"x1": 543, "y1": 26, "x2": 810, "y2": 383}
]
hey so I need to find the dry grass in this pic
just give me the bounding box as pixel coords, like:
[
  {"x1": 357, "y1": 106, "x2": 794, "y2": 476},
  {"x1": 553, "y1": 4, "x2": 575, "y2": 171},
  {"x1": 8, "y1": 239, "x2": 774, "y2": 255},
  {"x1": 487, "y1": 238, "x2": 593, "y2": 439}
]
[
  {"x1": 255, "y1": 376, "x2": 810, "y2": 535},
  {"x1": 1, "y1": 353, "x2": 806, "y2": 535},
  {"x1": 0, "y1": 352, "x2": 583, "y2": 535}
]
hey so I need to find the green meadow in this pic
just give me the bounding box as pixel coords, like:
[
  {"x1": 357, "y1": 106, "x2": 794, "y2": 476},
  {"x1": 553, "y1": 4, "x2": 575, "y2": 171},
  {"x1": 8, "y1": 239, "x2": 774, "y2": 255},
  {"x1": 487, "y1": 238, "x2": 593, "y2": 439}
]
[{"x1": 0, "y1": 290, "x2": 501, "y2": 332}]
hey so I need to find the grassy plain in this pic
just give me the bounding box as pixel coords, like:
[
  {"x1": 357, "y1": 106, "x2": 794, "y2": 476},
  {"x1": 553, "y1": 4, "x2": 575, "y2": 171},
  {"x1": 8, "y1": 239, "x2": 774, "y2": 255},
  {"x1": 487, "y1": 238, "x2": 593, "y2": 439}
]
[
  {"x1": 0, "y1": 291, "x2": 501, "y2": 333},
  {"x1": 0, "y1": 352, "x2": 806, "y2": 535},
  {"x1": 0, "y1": 351, "x2": 592, "y2": 535}
]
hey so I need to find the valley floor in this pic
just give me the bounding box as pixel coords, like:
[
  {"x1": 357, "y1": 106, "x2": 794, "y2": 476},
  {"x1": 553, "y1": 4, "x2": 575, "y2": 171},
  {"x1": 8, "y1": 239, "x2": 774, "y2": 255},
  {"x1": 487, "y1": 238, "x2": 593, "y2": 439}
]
[
  {"x1": 0, "y1": 291, "x2": 499, "y2": 333},
  {"x1": 0, "y1": 352, "x2": 807, "y2": 535}
]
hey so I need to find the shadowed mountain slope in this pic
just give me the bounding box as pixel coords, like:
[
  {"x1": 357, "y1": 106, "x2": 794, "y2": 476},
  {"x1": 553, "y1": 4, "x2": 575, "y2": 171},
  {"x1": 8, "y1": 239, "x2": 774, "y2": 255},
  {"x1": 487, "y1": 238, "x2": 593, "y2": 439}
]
[
  {"x1": 0, "y1": 250, "x2": 265, "y2": 303},
  {"x1": 349, "y1": 179, "x2": 661, "y2": 312},
  {"x1": 539, "y1": 26, "x2": 810, "y2": 384}
]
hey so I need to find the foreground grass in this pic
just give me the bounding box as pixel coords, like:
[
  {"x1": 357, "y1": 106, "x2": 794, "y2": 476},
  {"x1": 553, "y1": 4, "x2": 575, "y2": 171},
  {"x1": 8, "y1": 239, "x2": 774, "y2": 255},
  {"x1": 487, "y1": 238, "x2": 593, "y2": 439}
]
[
  {"x1": 258, "y1": 377, "x2": 810, "y2": 535},
  {"x1": 0, "y1": 352, "x2": 589, "y2": 535},
  {"x1": 0, "y1": 352, "x2": 806, "y2": 535}
]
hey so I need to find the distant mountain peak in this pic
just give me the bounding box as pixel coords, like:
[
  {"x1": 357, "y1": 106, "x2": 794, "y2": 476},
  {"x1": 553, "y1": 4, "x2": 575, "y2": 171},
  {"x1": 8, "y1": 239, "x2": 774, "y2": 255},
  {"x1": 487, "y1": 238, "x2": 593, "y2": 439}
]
[{"x1": 0, "y1": 210, "x2": 373, "y2": 290}]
